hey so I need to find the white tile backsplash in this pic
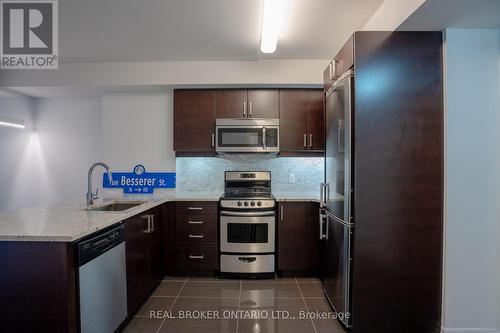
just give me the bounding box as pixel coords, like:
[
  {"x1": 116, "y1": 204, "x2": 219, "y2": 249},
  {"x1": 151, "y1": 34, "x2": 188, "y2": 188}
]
[{"x1": 176, "y1": 155, "x2": 324, "y2": 193}]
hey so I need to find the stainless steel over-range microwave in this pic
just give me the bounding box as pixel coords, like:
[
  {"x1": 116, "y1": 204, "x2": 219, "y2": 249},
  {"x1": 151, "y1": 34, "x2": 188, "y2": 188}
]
[{"x1": 215, "y1": 118, "x2": 279, "y2": 153}]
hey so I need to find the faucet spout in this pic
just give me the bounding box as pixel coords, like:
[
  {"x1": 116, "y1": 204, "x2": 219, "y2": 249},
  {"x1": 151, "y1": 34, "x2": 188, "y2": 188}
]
[{"x1": 87, "y1": 162, "x2": 113, "y2": 206}]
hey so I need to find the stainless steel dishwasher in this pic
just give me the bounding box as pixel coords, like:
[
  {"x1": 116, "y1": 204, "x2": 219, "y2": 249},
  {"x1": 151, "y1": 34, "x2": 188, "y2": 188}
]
[{"x1": 77, "y1": 223, "x2": 128, "y2": 333}]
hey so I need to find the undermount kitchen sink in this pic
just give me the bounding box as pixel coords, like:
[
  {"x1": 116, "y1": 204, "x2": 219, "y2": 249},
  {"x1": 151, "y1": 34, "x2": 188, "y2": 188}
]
[{"x1": 86, "y1": 201, "x2": 146, "y2": 212}]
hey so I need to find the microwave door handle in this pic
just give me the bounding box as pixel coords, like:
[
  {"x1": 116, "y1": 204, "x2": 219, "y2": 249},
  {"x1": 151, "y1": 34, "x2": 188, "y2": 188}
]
[{"x1": 262, "y1": 127, "x2": 266, "y2": 148}]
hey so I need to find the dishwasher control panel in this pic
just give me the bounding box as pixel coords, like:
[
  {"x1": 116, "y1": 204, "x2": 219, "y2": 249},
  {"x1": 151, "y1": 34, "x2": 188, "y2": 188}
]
[{"x1": 77, "y1": 223, "x2": 125, "y2": 266}]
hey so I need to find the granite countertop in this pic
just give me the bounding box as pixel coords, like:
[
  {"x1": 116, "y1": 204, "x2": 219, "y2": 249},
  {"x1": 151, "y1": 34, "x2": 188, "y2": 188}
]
[
  {"x1": 0, "y1": 190, "x2": 322, "y2": 242},
  {"x1": 273, "y1": 191, "x2": 320, "y2": 202},
  {"x1": 0, "y1": 192, "x2": 222, "y2": 242}
]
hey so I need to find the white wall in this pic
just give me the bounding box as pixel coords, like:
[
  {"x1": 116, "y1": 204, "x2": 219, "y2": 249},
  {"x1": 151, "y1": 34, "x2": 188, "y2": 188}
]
[
  {"x1": 101, "y1": 91, "x2": 175, "y2": 197},
  {"x1": 0, "y1": 59, "x2": 327, "y2": 88},
  {"x1": 35, "y1": 98, "x2": 103, "y2": 205},
  {"x1": 362, "y1": 0, "x2": 426, "y2": 31},
  {"x1": 0, "y1": 91, "x2": 175, "y2": 211},
  {"x1": 0, "y1": 96, "x2": 102, "y2": 211},
  {"x1": 443, "y1": 28, "x2": 500, "y2": 333},
  {"x1": 0, "y1": 97, "x2": 39, "y2": 211},
  {"x1": 497, "y1": 31, "x2": 500, "y2": 333}
]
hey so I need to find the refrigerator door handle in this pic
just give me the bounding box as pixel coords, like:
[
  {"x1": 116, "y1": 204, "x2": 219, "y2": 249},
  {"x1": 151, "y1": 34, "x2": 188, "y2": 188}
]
[
  {"x1": 325, "y1": 214, "x2": 329, "y2": 240},
  {"x1": 319, "y1": 212, "x2": 327, "y2": 240},
  {"x1": 320, "y1": 183, "x2": 325, "y2": 207},
  {"x1": 325, "y1": 210, "x2": 355, "y2": 228}
]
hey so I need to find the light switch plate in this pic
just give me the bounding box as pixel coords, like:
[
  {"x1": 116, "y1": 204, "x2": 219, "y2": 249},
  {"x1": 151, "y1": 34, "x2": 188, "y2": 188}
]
[{"x1": 289, "y1": 174, "x2": 296, "y2": 184}]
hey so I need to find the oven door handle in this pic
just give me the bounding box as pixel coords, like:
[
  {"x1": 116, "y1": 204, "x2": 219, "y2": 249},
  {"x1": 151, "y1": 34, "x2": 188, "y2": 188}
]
[{"x1": 220, "y1": 210, "x2": 276, "y2": 217}]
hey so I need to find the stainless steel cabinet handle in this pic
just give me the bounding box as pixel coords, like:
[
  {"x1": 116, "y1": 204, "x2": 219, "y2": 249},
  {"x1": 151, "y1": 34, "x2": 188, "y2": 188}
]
[
  {"x1": 141, "y1": 214, "x2": 152, "y2": 233},
  {"x1": 150, "y1": 215, "x2": 155, "y2": 232},
  {"x1": 188, "y1": 234, "x2": 204, "y2": 239},
  {"x1": 309, "y1": 134, "x2": 313, "y2": 148},
  {"x1": 243, "y1": 101, "x2": 247, "y2": 117},
  {"x1": 280, "y1": 205, "x2": 284, "y2": 221},
  {"x1": 211, "y1": 133, "x2": 215, "y2": 147},
  {"x1": 188, "y1": 220, "x2": 203, "y2": 224},
  {"x1": 303, "y1": 134, "x2": 307, "y2": 148},
  {"x1": 188, "y1": 207, "x2": 203, "y2": 211},
  {"x1": 329, "y1": 60, "x2": 336, "y2": 80},
  {"x1": 189, "y1": 255, "x2": 205, "y2": 259},
  {"x1": 249, "y1": 102, "x2": 252, "y2": 117},
  {"x1": 262, "y1": 127, "x2": 266, "y2": 148},
  {"x1": 325, "y1": 183, "x2": 330, "y2": 204}
]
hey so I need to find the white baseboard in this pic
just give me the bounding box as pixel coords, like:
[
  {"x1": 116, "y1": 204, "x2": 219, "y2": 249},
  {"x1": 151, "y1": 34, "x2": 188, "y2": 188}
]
[{"x1": 442, "y1": 328, "x2": 500, "y2": 333}]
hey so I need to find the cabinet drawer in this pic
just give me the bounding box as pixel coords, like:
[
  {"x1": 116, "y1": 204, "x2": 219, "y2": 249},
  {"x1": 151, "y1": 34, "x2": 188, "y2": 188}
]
[
  {"x1": 176, "y1": 201, "x2": 218, "y2": 215},
  {"x1": 177, "y1": 228, "x2": 217, "y2": 243},
  {"x1": 176, "y1": 214, "x2": 217, "y2": 229},
  {"x1": 177, "y1": 243, "x2": 218, "y2": 270}
]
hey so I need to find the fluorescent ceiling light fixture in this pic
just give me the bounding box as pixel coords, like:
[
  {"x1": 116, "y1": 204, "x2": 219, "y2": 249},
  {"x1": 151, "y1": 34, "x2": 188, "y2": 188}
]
[
  {"x1": 0, "y1": 116, "x2": 25, "y2": 129},
  {"x1": 260, "y1": 0, "x2": 292, "y2": 53}
]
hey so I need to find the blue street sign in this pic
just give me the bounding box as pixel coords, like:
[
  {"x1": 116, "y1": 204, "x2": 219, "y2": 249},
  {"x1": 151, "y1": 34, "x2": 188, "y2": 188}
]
[{"x1": 103, "y1": 164, "x2": 175, "y2": 194}]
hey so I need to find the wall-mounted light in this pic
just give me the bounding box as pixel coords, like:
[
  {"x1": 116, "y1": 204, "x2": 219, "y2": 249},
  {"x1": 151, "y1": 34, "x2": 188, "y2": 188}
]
[
  {"x1": 260, "y1": 0, "x2": 292, "y2": 54},
  {"x1": 0, "y1": 116, "x2": 25, "y2": 129}
]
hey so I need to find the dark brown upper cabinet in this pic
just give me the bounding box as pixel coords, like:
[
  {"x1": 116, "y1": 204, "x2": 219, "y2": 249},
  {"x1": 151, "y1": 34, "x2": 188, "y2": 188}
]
[
  {"x1": 174, "y1": 90, "x2": 216, "y2": 156},
  {"x1": 215, "y1": 90, "x2": 247, "y2": 118},
  {"x1": 306, "y1": 90, "x2": 325, "y2": 151},
  {"x1": 279, "y1": 89, "x2": 324, "y2": 154},
  {"x1": 323, "y1": 35, "x2": 354, "y2": 92},
  {"x1": 216, "y1": 89, "x2": 279, "y2": 119}
]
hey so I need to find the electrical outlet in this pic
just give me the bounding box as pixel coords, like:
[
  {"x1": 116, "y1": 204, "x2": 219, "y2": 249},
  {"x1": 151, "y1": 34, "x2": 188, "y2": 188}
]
[{"x1": 289, "y1": 174, "x2": 296, "y2": 184}]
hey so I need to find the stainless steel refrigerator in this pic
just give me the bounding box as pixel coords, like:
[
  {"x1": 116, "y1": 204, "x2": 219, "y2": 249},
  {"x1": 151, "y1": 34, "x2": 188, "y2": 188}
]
[
  {"x1": 320, "y1": 69, "x2": 354, "y2": 328},
  {"x1": 319, "y1": 31, "x2": 444, "y2": 333}
]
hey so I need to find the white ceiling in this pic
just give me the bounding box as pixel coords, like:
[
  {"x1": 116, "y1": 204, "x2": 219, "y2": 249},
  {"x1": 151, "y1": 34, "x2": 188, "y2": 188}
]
[
  {"x1": 59, "y1": 0, "x2": 384, "y2": 63},
  {"x1": 398, "y1": 0, "x2": 500, "y2": 30}
]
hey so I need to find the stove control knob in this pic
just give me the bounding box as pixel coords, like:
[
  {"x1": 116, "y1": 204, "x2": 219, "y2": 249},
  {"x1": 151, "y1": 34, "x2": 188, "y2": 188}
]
[
  {"x1": 237, "y1": 201, "x2": 242, "y2": 206},
  {"x1": 250, "y1": 201, "x2": 255, "y2": 206},
  {"x1": 257, "y1": 201, "x2": 262, "y2": 207},
  {"x1": 244, "y1": 201, "x2": 249, "y2": 206}
]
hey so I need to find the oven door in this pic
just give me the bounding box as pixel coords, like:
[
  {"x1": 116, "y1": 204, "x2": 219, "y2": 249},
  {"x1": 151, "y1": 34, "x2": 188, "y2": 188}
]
[
  {"x1": 220, "y1": 210, "x2": 275, "y2": 253},
  {"x1": 216, "y1": 126, "x2": 279, "y2": 153}
]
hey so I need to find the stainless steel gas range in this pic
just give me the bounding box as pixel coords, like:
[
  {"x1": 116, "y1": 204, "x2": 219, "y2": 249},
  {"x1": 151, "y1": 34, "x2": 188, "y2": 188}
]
[{"x1": 219, "y1": 171, "x2": 276, "y2": 278}]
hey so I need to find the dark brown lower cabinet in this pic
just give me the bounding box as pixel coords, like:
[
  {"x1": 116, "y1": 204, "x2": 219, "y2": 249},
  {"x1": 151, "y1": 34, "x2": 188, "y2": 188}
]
[
  {"x1": 171, "y1": 201, "x2": 218, "y2": 276},
  {"x1": 277, "y1": 201, "x2": 320, "y2": 274},
  {"x1": 176, "y1": 243, "x2": 218, "y2": 271},
  {"x1": 147, "y1": 207, "x2": 164, "y2": 292},
  {"x1": 161, "y1": 202, "x2": 178, "y2": 274},
  {"x1": 125, "y1": 214, "x2": 149, "y2": 315},
  {"x1": 125, "y1": 208, "x2": 164, "y2": 315},
  {"x1": 0, "y1": 241, "x2": 78, "y2": 333}
]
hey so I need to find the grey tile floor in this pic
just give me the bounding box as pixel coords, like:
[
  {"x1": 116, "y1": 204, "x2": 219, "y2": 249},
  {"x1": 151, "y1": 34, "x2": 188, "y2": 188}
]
[{"x1": 123, "y1": 276, "x2": 347, "y2": 333}]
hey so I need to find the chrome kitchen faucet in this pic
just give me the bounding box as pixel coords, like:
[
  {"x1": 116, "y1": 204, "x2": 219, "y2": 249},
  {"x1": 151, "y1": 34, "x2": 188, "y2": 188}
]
[{"x1": 87, "y1": 162, "x2": 113, "y2": 206}]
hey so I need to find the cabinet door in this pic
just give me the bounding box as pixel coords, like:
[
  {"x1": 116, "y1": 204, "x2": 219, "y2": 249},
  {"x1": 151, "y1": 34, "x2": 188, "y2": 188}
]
[
  {"x1": 174, "y1": 90, "x2": 216, "y2": 153},
  {"x1": 216, "y1": 90, "x2": 248, "y2": 118},
  {"x1": 307, "y1": 90, "x2": 325, "y2": 151},
  {"x1": 147, "y1": 208, "x2": 164, "y2": 293},
  {"x1": 125, "y1": 215, "x2": 149, "y2": 316},
  {"x1": 279, "y1": 90, "x2": 308, "y2": 151},
  {"x1": 305, "y1": 202, "x2": 320, "y2": 271},
  {"x1": 278, "y1": 202, "x2": 308, "y2": 270},
  {"x1": 161, "y1": 203, "x2": 177, "y2": 273},
  {"x1": 247, "y1": 89, "x2": 279, "y2": 118}
]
